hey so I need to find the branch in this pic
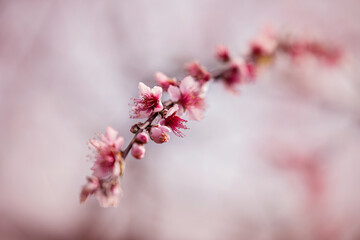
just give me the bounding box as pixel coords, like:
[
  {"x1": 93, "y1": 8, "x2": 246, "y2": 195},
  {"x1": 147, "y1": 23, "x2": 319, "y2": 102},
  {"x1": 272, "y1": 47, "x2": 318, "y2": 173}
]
[{"x1": 80, "y1": 28, "x2": 343, "y2": 208}]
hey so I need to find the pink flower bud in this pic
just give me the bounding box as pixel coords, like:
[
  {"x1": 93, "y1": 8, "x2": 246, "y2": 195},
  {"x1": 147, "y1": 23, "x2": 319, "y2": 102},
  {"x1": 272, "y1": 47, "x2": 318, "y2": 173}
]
[
  {"x1": 131, "y1": 143, "x2": 146, "y2": 159},
  {"x1": 150, "y1": 125, "x2": 171, "y2": 144},
  {"x1": 135, "y1": 132, "x2": 149, "y2": 144},
  {"x1": 216, "y1": 45, "x2": 230, "y2": 62}
]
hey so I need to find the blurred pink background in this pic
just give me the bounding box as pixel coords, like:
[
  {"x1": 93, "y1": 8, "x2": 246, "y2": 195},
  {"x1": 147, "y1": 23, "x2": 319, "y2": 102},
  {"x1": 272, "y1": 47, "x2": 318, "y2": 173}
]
[{"x1": 1, "y1": 0, "x2": 360, "y2": 239}]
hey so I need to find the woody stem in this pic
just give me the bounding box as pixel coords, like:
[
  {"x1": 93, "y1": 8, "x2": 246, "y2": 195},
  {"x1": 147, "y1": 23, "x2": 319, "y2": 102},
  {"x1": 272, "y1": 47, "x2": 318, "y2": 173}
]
[{"x1": 121, "y1": 112, "x2": 159, "y2": 159}]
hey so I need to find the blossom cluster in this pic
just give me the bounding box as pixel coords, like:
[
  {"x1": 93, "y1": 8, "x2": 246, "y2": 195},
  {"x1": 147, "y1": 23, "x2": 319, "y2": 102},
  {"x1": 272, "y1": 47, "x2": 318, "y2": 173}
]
[{"x1": 80, "y1": 29, "x2": 342, "y2": 207}]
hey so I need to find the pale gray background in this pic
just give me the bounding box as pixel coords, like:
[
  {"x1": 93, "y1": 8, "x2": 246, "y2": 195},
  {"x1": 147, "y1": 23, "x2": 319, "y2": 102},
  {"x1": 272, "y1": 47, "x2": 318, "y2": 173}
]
[{"x1": 1, "y1": 0, "x2": 360, "y2": 239}]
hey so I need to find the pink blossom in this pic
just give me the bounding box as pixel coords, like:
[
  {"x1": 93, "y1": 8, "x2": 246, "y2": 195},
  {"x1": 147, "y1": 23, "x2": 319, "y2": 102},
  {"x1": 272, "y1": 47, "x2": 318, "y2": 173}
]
[
  {"x1": 132, "y1": 82, "x2": 163, "y2": 118},
  {"x1": 160, "y1": 105, "x2": 188, "y2": 137},
  {"x1": 168, "y1": 76, "x2": 205, "y2": 121},
  {"x1": 306, "y1": 42, "x2": 341, "y2": 64},
  {"x1": 150, "y1": 125, "x2": 171, "y2": 144},
  {"x1": 155, "y1": 72, "x2": 178, "y2": 91},
  {"x1": 135, "y1": 132, "x2": 149, "y2": 144},
  {"x1": 80, "y1": 176, "x2": 100, "y2": 203},
  {"x1": 96, "y1": 179, "x2": 122, "y2": 208},
  {"x1": 281, "y1": 39, "x2": 342, "y2": 65},
  {"x1": 185, "y1": 61, "x2": 211, "y2": 85},
  {"x1": 131, "y1": 142, "x2": 146, "y2": 159},
  {"x1": 250, "y1": 27, "x2": 278, "y2": 59},
  {"x1": 220, "y1": 59, "x2": 249, "y2": 94},
  {"x1": 216, "y1": 45, "x2": 230, "y2": 62},
  {"x1": 90, "y1": 127, "x2": 124, "y2": 179}
]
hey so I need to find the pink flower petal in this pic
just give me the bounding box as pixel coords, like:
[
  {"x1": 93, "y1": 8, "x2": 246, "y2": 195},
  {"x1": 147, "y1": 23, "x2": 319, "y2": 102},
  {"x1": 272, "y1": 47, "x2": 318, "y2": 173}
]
[
  {"x1": 186, "y1": 107, "x2": 203, "y2": 121},
  {"x1": 91, "y1": 163, "x2": 109, "y2": 179},
  {"x1": 168, "y1": 85, "x2": 181, "y2": 102},
  {"x1": 180, "y1": 76, "x2": 197, "y2": 94},
  {"x1": 160, "y1": 125, "x2": 171, "y2": 133},
  {"x1": 113, "y1": 161, "x2": 121, "y2": 176},
  {"x1": 152, "y1": 86, "x2": 163, "y2": 98},
  {"x1": 80, "y1": 176, "x2": 99, "y2": 203},
  {"x1": 177, "y1": 105, "x2": 185, "y2": 116},
  {"x1": 138, "y1": 82, "x2": 152, "y2": 96},
  {"x1": 113, "y1": 136, "x2": 124, "y2": 151},
  {"x1": 153, "y1": 101, "x2": 163, "y2": 112},
  {"x1": 166, "y1": 104, "x2": 179, "y2": 118},
  {"x1": 150, "y1": 126, "x2": 161, "y2": 136},
  {"x1": 105, "y1": 126, "x2": 118, "y2": 143},
  {"x1": 155, "y1": 72, "x2": 168, "y2": 84},
  {"x1": 199, "y1": 83, "x2": 209, "y2": 97},
  {"x1": 89, "y1": 139, "x2": 104, "y2": 149},
  {"x1": 155, "y1": 72, "x2": 178, "y2": 91}
]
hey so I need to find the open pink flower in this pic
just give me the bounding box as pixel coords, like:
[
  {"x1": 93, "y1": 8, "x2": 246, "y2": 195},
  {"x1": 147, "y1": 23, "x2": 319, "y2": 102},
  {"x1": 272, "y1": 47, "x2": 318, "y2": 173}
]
[
  {"x1": 90, "y1": 127, "x2": 124, "y2": 179},
  {"x1": 160, "y1": 104, "x2": 188, "y2": 137},
  {"x1": 150, "y1": 125, "x2": 171, "y2": 144},
  {"x1": 168, "y1": 76, "x2": 205, "y2": 121},
  {"x1": 219, "y1": 59, "x2": 249, "y2": 94},
  {"x1": 155, "y1": 72, "x2": 178, "y2": 91},
  {"x1": 131, "y1": 82, "x2": 163, "y2": 118}
]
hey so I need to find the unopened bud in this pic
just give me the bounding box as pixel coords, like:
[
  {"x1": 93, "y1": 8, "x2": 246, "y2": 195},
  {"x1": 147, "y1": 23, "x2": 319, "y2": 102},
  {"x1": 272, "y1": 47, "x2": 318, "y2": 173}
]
[
  {"x1": 131, "y1": 143, "x2": 146, "y2": 159},
  {"x1": 216, "y1": 45, "x2": 230, "y2": 62},
  {"x1": 135, "y1": 132, "x2": 149, "y2": 144},
  {"x1": 150, "y1": 125, "x2": 171, "y2": 144}
]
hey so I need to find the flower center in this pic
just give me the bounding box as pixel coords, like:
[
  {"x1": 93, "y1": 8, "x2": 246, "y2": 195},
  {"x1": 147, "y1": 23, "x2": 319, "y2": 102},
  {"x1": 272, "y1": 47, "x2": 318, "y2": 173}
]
[
  {"x1": 134, "y1": 93, "x2": 159, "y2": 111},
  {"x1": 179, "y1": 92, "x2": 204, "y2": 110}
]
